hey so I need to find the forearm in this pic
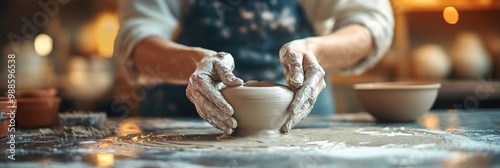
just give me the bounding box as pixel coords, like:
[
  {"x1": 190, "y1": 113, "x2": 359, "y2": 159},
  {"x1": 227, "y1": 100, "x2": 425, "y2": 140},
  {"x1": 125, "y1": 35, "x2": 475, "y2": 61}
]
[
  {"x1": 305, "y1": 24, "x2": 373, "y2": 72},
  {"x1": 132, "y1": 36, "x2": 213, "y2": 84}
]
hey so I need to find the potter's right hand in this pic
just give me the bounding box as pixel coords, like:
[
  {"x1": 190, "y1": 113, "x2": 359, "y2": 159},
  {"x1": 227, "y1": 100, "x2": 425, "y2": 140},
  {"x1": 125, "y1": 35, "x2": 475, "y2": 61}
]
[{"x1": 186, "y1": 52, "x2": 244, "y2": 135}]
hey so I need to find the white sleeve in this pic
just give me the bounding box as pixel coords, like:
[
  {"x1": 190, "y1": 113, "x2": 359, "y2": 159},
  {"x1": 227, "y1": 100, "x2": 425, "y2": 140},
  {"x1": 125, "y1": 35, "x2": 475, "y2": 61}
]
[
  {"x1": 301, "y1": 0, "x2": 394, "y2": 75},
  {"x1": 113, "y1": 0, "x2": 181, "y2": 85}
]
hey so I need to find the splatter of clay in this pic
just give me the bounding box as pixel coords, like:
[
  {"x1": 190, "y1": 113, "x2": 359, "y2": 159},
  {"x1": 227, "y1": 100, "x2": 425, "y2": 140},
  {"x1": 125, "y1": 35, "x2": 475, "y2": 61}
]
[{"x1": 113, "y1": 127, "x2": 499, "y2": 153}]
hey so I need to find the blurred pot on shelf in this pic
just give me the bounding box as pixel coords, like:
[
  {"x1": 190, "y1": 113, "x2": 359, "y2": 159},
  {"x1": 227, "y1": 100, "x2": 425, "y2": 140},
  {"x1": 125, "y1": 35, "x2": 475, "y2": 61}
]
[
  {"x1": 450, "y1": 32, "x2": 492, "y2": 79},
  {"x1": 1, "y1": 41, "x2": 58, "y2": 90},
  {"x1": 13, "y1": 89, "x2": 61, "y2": 128},
  {"x1": 60, "y1": 56, "x2": 115, "y2": 100},
  {"x1": 484, "y1": 32, "x2": 500, "y2": 79},
  {"x1": 412, "y1": 44, "x2": 451, "y2": 79}
]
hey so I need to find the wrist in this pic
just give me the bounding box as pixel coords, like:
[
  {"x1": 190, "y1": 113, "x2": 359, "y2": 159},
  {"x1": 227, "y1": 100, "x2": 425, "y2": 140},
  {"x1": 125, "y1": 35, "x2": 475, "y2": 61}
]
[
  {"x1": 303, "y1": 37, "x2": 321, "y2": 57},
  {"x1": 189, "y1": 47, "x2": 216, "y2": 62}
]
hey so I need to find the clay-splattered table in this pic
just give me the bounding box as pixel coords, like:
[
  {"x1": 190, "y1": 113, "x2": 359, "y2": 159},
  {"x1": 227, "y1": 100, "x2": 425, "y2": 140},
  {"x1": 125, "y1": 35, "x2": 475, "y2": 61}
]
[{"x1": 1, "y1": 109, "x2": 499, "y2": 167}]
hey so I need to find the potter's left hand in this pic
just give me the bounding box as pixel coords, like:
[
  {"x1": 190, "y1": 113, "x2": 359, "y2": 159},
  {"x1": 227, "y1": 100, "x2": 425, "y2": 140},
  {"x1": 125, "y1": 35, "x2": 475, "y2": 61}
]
[{"x1": 279, "y1": 40, "x2": 326, "y2": 133}]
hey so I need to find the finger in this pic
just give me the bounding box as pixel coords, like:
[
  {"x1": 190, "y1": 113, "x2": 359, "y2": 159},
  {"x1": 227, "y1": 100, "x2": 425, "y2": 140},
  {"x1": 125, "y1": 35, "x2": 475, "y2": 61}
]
[
  {"x1": 214, "y1": 62, "x2": 244, "y2": 87},
  {"x1": 279, "y1": 43, "x2": 304, "y2": 89},
  {"x1": 303, "y1": 52, "x2": 326, "y2": 95},
  {"x1": 214, "y1": 82, "x2": 226, "y2": 90},
  {"x1": 280, "y1": 87, "x2": 314, "y2": 133},
  {"x1": 186, "y1": 86, "x2": 236, "y2": 134},
  {"x1": 281, "y1": 64, "x2": 325, "y2": 133},
  {"x1": 186, "y1": 86, "x2": 236, "y2": 128},
  {"x1": 281, "y1": 96, "x2": 315, "y2": 133},
  {"x1": 190, "y1": 73, "x2": 235, "y2": 116},
  {"x1": 286, "y1": 52, "x2": 304, "y2": 89},
  {"x1": 290, "y1": 65, "x2": 323, "y2": 114},
  {"x1": 215, "y1": 52, "x2": 244, "y2": 86}
]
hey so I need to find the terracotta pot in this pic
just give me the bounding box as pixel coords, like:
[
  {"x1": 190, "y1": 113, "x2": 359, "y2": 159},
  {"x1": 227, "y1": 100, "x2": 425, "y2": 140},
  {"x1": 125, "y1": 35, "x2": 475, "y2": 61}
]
[
  {"x1": 0, "y1": 98, "x2": 16, "y2": 138},
  {"x1": 221, "y1": 81, "x2": 293, "y2": 136},
  {"x1": 14, "y1": 88, "x2": 57, "y2": 98},
  {"x1": 16, "y1": 97, "x2": 61, "y2": 128}
]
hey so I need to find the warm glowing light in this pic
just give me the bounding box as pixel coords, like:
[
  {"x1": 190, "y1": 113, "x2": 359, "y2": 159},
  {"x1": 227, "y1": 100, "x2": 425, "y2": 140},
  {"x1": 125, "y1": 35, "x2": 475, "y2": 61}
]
[
  {"x1": 443, "y1": 7, "x2": 459, "y2": 24},
  {"x1": 445, "y1": 109, "x2": 463, "y2": 134},
  {"x1": 118, "y1": 120, "x2": 142, "y2": 136},
  {"x1": 34, "y1": 34, "x2": 53, "y2": 56},
  {"x1": 419, "y1": 114, "x2": 440, "y2": 130},
  {"x1": 96, "y1": 153, "x2": 115, "y2": 167},
  {"x1": 96, "y1": 13, "x2": 119, "y2": 57},
  {"x1": 77, "y1": 13, "x2": 119, "y2": 57},
  {"x1": 445, "y1": 152, "x2": 491, "y2": 167},
  {"x1": 78, "y1": 23, "x2": 98, "y2": 54},
  {"x1": 478, "y1": 0, "x2": 492, "y2": 6}
]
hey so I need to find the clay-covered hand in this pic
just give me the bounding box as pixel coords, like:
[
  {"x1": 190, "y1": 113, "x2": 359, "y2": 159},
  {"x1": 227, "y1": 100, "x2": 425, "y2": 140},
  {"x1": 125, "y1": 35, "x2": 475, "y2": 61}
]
[
  {"x1": 279, "y1": 40, "x2": 326, "y2": 133},
  {"x1": 186, "y1": 52, "x2": 244, "y2": 135}
]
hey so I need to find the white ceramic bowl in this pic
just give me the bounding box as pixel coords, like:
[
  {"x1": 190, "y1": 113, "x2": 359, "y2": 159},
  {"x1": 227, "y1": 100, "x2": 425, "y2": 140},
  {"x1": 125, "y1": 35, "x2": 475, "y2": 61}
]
[
  {"x1": 354, "y1": 82, "x2": 441, "y2": 122},
  {"x1": 221, "y1": 81, "x2": 293, "y2": 136}
]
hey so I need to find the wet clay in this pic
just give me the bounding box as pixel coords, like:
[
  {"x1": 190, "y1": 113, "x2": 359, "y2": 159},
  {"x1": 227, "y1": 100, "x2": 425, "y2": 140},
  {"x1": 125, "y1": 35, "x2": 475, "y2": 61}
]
[
  {"x1": 115, "y1": 127, "x2": 483, "y2": 152},
  {"x1": 221, "y1": 81, "x2": 293, "y2": 136}
]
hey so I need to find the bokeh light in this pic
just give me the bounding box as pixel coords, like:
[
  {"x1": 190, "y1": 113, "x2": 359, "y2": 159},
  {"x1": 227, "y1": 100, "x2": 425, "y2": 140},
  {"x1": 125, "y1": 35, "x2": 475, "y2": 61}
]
[
  {"x1": 95, "y1": 153, "x2": 115, "y2": 167},
  {"x1": 77, "y1": 12, "x2": 119, "y2": 57},
  {"x1": 96, "y1": 13, "x2": 119, "y2": 57},
  {"x1": 443, "y1": 6, "x2": 459, "y2": 24},
  {"x1": 419, "y1": 114, "x2": 440, "y2": 130},
  {"x1": 34, "y1": 34, "x2": 53, "y2": 57}
]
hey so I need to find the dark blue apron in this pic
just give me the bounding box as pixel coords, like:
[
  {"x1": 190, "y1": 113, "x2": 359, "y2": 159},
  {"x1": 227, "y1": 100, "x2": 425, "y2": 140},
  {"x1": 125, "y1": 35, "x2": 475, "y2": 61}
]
[{"x1": 139, "y1": 0, "x2": 334, "y2": 117}]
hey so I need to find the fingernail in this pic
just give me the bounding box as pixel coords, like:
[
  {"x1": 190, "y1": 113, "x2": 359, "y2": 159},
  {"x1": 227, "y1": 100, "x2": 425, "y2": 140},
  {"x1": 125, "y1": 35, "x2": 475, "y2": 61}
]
[
  {"x1": 293, "y1": 76, "x2": 301, "y2": 82},
  {"x1": 228, "y1": 77, "x2": 243, "y2": 86},
  {"x1": 226, "y1": 128, "x2": 233, "y2": 135},
  {"x1": 281, "y1": 124, "x2": 290, "y2": 133},
  {"x1": 229, "y1": 118, "x2": 237, "y2": 128},
  {"x1": 287, "y1": 122, "x2": 292, "y2": 131},
  {"x1": 233, "y1": 78, "x2": 243, "y2": 85}
]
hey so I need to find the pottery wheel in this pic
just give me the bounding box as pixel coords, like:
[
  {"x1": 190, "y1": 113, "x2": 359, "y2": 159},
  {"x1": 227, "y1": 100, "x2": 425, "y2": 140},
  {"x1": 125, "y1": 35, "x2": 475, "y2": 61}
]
[{"x1": 115, "y1": 127, "x2": 464, "y2": 151}]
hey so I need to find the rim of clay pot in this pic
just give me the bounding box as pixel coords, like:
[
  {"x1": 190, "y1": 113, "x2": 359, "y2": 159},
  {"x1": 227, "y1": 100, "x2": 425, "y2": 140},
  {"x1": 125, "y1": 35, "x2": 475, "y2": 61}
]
[
  {"x1": 0, "y1": 97, "x2": 14, "y2": 102},
  {"x1": 354, "y1": 82, "x2": 441, "y2": 90},
  {"x1": 224, "y1": 84, "x2": 291, "y2": 93},
  {"x1": 16, "y1": 97, "x2": 61, "y2": 103},
  {"x1": 232, "y1": 81, "x2": 291, "y2": 90},
  {"x1": 12, "y1": 88, "x2": 57, "y2": 98}
]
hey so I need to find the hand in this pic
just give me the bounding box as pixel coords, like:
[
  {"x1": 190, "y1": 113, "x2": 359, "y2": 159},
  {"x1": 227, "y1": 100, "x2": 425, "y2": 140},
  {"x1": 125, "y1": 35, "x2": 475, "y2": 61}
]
[
  {"x1": 279, "y1": 40, "x2": 326, "y2": 133},
  {"x1": 186, "y1": 52, "x2": 244, "y2": 135}
]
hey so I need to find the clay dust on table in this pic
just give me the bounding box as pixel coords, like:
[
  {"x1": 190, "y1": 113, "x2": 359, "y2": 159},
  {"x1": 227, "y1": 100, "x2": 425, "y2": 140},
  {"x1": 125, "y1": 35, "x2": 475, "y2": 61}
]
[{"x1": 111, "y1": 127, "x2": 498, "y2": 152}]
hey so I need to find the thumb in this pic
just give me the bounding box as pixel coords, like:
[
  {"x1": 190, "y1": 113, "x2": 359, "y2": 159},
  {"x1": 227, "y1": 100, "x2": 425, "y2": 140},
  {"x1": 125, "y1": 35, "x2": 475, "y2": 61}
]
[{"x1": 215, "y1": 62, "x2": 244, "y2": 87}]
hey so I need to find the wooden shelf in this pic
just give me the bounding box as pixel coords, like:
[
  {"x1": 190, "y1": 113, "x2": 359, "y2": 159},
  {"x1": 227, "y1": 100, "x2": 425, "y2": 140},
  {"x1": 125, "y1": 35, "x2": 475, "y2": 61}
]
[{"x1": 395, "y1": 0, "x2": 500, "y2": 12}]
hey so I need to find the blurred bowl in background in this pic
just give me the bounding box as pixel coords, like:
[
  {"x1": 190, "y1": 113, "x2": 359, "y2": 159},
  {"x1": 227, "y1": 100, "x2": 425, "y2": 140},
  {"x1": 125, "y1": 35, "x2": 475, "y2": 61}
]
[
  {"x1": 412, "y1": 44, "x2": 451, "y2": 79},
  {"x1": 354, "y1": 82, "x2": 441, "y2": 122},
  {"x1": 16, "y1": 97, "x2": 61, "y2": 128},
  {"x1": 450, "y1": 32, "x2": 491, "y2": 78}
]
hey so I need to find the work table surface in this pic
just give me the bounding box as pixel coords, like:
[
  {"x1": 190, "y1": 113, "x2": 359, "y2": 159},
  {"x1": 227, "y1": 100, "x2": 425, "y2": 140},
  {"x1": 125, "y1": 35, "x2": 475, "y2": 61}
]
[{"x1": 1, "y1": 109, "x2": 499, "y2": 167}]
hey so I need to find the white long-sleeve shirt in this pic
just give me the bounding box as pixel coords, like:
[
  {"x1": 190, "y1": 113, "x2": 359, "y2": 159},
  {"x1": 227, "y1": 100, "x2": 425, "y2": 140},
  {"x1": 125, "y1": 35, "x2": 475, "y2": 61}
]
[{"x1": 114, "y1": 0, "x2": 394, "y2": 85}]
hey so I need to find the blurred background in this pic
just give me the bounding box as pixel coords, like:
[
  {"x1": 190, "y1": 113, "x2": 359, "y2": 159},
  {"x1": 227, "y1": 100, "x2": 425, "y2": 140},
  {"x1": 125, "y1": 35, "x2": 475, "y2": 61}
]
[{"x1": 0, "y1": 0, "x2": 499, "y2": 116}]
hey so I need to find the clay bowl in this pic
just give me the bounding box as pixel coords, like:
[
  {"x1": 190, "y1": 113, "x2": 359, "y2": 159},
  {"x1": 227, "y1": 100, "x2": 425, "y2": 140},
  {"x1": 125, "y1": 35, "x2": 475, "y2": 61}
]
[
  {"x1": 221, "y1": 81, "x2": 294, "y2": 136},
  {"x1": 0, "y1": 98, "x2": 16, "y2": 138},
  {"x1": 354, "y1": 82, "x2": 441, "y2": 122},
  {"x1": 16, "y1": 97, "x2": 61, "y2": 128}
]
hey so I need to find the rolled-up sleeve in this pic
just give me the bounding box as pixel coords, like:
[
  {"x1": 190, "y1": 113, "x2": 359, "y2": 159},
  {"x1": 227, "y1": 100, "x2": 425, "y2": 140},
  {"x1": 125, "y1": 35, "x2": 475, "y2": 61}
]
[
  {"x1": 302, "y1": 0, "x2": 394, "y2": 75},
  {"x1": 114, "y1": 0, "x2": 180, "y2": 85}
]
